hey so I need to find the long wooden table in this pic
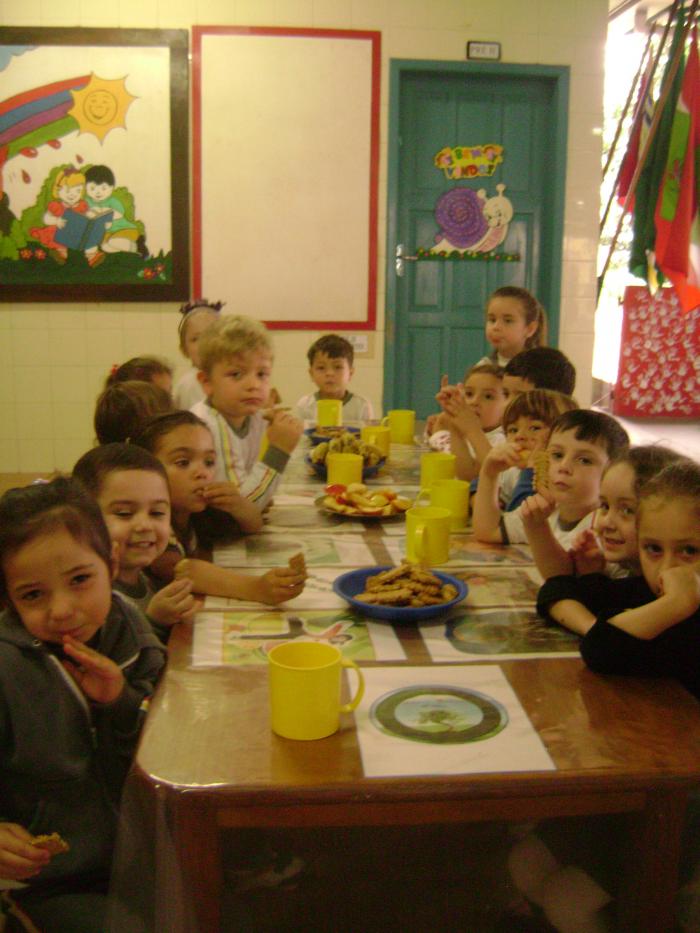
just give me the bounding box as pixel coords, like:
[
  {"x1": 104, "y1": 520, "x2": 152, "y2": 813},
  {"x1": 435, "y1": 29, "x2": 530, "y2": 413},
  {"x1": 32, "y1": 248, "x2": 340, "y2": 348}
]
[{"x1": 109, "y1": 440, "x2": 700, "y2": 932}]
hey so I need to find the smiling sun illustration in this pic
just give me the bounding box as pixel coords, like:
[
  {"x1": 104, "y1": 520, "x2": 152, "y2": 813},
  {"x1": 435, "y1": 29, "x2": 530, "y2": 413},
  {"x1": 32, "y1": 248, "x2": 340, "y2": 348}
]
[{"x1": 69, "y1": 75, "x2": 137, "y2": 143}]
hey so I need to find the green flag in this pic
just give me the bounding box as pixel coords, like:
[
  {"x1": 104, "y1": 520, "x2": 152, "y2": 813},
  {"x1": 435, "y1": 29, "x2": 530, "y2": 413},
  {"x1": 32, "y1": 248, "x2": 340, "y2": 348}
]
[{"x1": 629, "y1": 12, "x2": 687, "y2": 282}]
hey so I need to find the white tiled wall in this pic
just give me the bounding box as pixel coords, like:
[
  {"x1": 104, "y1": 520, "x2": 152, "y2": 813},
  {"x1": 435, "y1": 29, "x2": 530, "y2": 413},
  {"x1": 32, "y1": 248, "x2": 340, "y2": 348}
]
[{"x1": 0, "y1": 0, "x2": 606, "y2": 471}]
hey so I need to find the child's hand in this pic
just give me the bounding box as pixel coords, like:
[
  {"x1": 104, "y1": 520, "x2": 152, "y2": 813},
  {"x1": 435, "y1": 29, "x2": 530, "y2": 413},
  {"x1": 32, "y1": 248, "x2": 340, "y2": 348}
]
[
  {"x1": 569, "y1": 528, "x2": 605, "y2": 576},
  {"x1": 520, "y1": 491, "x2": 557, "y2": 529},
  {"x1": 255, "y1": 553, "x2": 307, "y2": 605},
  {"x1": 0, "y1": 823, "x2": 50, "y2": 881},
  {"x1": 61, "y1": 635, "x2": 125, "y2": 705},
  {"x1": 201, "y1": 481, "x2": 244, "y2": 514},
  {"x1": 442, "y1": 404, "x2": 483, "y2": 441},
  {"x1": 483, "y1": 441, "x2": 523, "y2": 477},
  {"x1": 147, "y1": 577, "x2": 197, "y2": 626},
  {"x1": 658, "y1": 565, "x2": 700, "y2": 616},
  {"x1": 267, "y1": 411, "x2": 304, "y2": 454},
  {"x1": 435, "y1": 382, "x2": 464, "y2": 411}
]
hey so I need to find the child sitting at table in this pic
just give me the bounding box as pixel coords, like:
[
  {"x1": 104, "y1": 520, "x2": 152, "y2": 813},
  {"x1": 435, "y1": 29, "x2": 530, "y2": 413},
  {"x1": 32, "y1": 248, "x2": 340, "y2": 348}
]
[
  {"x1": 72, "y1": 443, "x2": 199, "y2": 643},
  {"x1": 294, "y1": 333, "x2": 374, "y2": 424},
  {"x1": 430, "y1": 362, "x2": 508, "y2": 480},
  {"x1": 173, "y1": 298, "x2": 224, "y2": 409},
  {"x1": 476, "y1": 410, "x2": 628, "y2": 571},
  {"x1": 505, "y1": 459, "x2": 700, "y2": 933},
  {"x1": 105, "y1": 356, "x2": 174, "y2": 396},
  {"x1": 567, "y1": 444, "x2": 682, "y2": 582},
  {"x1": 0, "y1": 477, "x2": 165, "y2": 932},
  {"x1": 93, "y1": 380, "x2": 173, "y2": 445},
  {"x1": 472, "y1": 389, "x2": 579, "y2": 540},
  {"x1": 133, "y1": 411, "x2": 307, "y2": 606},
  {"x1": 191, "y1": 315, "x2": 303, "y2": 512},
  {"x1": 502, "y1": 346, "x2": 577, "y2": 400}
]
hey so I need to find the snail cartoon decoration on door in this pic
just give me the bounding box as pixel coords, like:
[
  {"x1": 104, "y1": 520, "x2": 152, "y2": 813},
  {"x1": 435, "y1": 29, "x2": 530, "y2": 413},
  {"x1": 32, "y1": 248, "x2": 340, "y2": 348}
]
[{"x1": 419, "y1": 183, "x2": 517, "y2": 261}]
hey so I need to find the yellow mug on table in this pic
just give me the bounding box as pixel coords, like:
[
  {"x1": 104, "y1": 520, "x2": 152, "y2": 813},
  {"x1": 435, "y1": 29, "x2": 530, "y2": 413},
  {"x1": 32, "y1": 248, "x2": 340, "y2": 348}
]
[
  {"x1": 419, "y1": 451, "x2": 456, "y2": 487},
  {"x1": 326, "y1": 452, "x2": 363, "y2": 486},
  {"x1": 416, "y1": 478, "x2": 470, "y2": 531},
  {"x1": 268, "y1": 641, "x2": 365, "y2": 740},
  {"x1": 381, "y1": 409, "x2": 416, "y2": 445},
  {"x1": 405, "y1": 505, "x2": 451, "y2": 566},
  {"x1": 360, "y1": 424, "x2": 391, "y2": 458},
  {"x1": 316, "y1": 398, "x2": 343, "y2": 427}
]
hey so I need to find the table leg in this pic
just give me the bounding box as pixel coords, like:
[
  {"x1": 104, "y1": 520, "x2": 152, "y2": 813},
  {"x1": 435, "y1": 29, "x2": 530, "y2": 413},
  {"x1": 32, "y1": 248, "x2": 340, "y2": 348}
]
[
  {"x1": 617, "y1": 788, "x2": 688, "y2": 933},
  {"x1": 171, "y1": 800, "x2": 223, "y2": 933}
]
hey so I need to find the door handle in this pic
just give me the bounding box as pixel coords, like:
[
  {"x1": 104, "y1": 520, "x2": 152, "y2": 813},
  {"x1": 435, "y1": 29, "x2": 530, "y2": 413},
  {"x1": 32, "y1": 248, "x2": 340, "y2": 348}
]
[{"x1": 395, "y1": 243, "x2": 418, "y2": 277}]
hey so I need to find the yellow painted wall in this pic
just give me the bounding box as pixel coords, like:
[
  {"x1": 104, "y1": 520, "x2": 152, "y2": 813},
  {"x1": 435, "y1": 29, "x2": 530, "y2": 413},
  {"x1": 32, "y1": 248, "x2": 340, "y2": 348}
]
[{"x1": 0, "y1": 0, "x2": 606, "y2": 471}]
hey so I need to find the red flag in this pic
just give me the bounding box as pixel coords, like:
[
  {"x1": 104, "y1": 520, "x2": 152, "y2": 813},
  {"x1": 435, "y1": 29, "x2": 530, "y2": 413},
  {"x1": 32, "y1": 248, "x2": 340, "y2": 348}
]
[
  {"x1": 654, "y1": 33, "x2": 700, "y2": 312},
  {"x1": 618, "y1": 58, "x2": 654, "y2": 211}
]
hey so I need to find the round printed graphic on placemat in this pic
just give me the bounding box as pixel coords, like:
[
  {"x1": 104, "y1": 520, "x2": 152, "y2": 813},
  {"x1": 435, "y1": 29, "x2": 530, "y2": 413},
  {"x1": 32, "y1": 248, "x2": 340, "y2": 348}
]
[{"x1": 369, "y1": 684, "x2": 508, "y2": 744}]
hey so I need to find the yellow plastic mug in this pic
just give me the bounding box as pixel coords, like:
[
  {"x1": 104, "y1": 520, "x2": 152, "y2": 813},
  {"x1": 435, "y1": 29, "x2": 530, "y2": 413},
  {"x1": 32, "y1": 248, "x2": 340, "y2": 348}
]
[
  {"x1": 268, "y1": 641, "x2": 365, "y2": 740},
  {"x1": 316, "y1": 398, "x2": 343, "y2": 427},
  {"x1": 405, "y1": 505, "x2": 451, "y2": 566},
  {"x1": 381, "y1": 409, "x2": 416, "y2": 445},
  {"x1": 415, "y1": 478, "x2": 470, "y2": 531},
  {"x1": 420, "y1": 451, "x2": 456, "y2": 488},
  {"x1": 360, "y1": 425, "x2": 391, "y2": 458},
  {"x1": 326, "y1": 452, "x2": 363, "y2": 486}
]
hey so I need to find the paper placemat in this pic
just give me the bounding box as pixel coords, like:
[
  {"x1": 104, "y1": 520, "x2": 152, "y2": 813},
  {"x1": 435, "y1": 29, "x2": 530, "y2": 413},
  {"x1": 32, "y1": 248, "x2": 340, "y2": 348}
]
[
  {"x1": 191, "y1": 609, "x2": 404, "y2": 667},
  {"x1": 355, "y1": 664, "x2": 554, "y2": 776},
  {"x1": 214, "y1": 533, "x2": 376, "y2": 568},
  {"x1": 420, "y1": 608, "x2": 581, "y2": 662}
]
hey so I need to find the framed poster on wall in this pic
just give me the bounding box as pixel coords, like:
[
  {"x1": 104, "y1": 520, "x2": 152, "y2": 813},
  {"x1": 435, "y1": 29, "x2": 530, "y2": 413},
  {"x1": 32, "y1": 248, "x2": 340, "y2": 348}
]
[
  {"x1": 193, "y1": 26, "x2": 380, "y2": 329},
  {"x1": 0, "y1": 27, "x2": 189, "y2": 301}
]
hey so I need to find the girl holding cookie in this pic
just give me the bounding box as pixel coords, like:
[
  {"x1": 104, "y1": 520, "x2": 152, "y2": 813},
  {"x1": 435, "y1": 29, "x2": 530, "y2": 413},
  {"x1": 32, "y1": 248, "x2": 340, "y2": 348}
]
[
  {"x1": 0, "y1": 477, "x2": 165, "y2": 932},
  {"x1": 133, "y1": 411, "x2": 307, "y2": 606}
]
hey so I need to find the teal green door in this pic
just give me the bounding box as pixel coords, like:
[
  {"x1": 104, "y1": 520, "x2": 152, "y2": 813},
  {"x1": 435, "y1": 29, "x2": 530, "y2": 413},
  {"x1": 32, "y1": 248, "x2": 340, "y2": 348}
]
[{"x1": 384, "y1": 62, "x2": 569, "y2": 415}]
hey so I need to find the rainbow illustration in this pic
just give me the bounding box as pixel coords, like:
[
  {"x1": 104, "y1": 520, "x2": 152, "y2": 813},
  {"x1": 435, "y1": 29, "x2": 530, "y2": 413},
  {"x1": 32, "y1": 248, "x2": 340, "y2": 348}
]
[{"x1": 0, "y1": 75, "x2": 90, "y2": 188}]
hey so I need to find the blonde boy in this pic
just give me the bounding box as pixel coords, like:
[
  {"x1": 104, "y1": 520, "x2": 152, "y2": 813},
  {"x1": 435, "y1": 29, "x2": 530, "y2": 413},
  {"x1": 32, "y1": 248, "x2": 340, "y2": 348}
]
[{"x1": 191, "y1": 315, "x2": 303, "y2": 511}]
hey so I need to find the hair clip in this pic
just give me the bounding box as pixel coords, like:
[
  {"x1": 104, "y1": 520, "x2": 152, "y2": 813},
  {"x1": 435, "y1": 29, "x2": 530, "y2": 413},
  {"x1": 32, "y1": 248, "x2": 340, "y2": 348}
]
[
  {"x1": 179, "y1": 299, "x2": 225, "y2": 317},
  {"x1": 110, "y1": 363, "x2": 120, "y2": 376}
]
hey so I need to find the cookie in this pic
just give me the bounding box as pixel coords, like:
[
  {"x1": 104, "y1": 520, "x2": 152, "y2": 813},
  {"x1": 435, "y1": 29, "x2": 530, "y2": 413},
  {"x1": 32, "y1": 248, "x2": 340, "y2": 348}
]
[{"x1": 31, "y1": 833, "x2": 69, "y2": 855}]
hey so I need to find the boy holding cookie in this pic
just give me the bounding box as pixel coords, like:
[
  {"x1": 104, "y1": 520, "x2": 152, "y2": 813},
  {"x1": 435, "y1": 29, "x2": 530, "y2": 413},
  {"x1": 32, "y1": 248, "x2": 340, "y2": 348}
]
[
  {"x1": 472, "y1": 390, "x2": 578, "y2": 540},
  {"x1": 474, "y1": 409, "x2": 629, "y2": 580}
]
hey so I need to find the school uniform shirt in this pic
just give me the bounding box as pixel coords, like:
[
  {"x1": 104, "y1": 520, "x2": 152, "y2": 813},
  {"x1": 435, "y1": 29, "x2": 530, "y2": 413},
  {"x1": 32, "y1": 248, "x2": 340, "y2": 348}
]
[
  {"x1": 500, "y1": 504, "x2": 594, "y2": 547},
  {"x1": 191, "y1": 400, "x2": 289, "y2": 511},
  {"x1": 537, "y1": 573, "x2": 700, "y2": 700},
  {"x1": 294, "y1": 390, "x2": 373, "y2": 425},
  {"x1": 0, "y1": 592, "x2": 165, "y2": 890},
  {"x1": 173, "y1": 367, "x2": 205, "y2": 410}
]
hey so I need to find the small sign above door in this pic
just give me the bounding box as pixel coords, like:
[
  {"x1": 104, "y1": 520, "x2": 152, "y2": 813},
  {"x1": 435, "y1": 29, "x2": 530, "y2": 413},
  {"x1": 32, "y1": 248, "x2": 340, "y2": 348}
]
[{"x1": 466, "y1": 41, "x2": 501, "y2": 61}]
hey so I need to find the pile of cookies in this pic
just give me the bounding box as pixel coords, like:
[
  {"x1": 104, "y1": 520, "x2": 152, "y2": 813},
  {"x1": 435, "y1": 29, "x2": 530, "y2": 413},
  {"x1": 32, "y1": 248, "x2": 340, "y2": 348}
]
[
  {"x1": 310, "y1": 431, "x2": 383, "y2": 468},
  {"x1": 355, "y1": 563, "x2": 459, "y2": 608}
]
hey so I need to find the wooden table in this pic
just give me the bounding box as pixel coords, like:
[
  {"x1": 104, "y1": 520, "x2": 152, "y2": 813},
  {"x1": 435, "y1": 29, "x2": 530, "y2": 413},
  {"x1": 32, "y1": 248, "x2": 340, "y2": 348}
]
[{"x1": 110, "y1": 440, "x2": 700, "y2": 932}]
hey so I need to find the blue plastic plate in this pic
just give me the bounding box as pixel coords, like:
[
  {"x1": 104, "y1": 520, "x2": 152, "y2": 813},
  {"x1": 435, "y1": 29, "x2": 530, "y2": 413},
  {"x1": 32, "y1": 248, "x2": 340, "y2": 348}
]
[
  {"x1": 305, "y1": 455, "x2": 384, "y2": 480},
  {"x1": 333, "y1": 567, "x2": 467, "y2": 622}
]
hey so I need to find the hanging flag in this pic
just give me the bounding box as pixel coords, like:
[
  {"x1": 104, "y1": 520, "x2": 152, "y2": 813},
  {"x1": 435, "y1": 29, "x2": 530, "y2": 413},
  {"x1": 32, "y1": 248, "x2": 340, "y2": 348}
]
[
  {"x1": 618, "y1": 56, "x2": 654, "y2": 211},
  {"x1": 628, "y1": 13, "x2": 687, "y2": 283},
  {"x1": 654, "y1": 32, "x2": 700, "y2": 312}
]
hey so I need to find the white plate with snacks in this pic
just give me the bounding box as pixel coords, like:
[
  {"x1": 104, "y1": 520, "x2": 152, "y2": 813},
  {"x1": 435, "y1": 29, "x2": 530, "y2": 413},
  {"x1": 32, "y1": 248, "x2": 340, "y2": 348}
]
[{"x1": 316, "y1": 484, "x2": 412, "y2": 521}]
